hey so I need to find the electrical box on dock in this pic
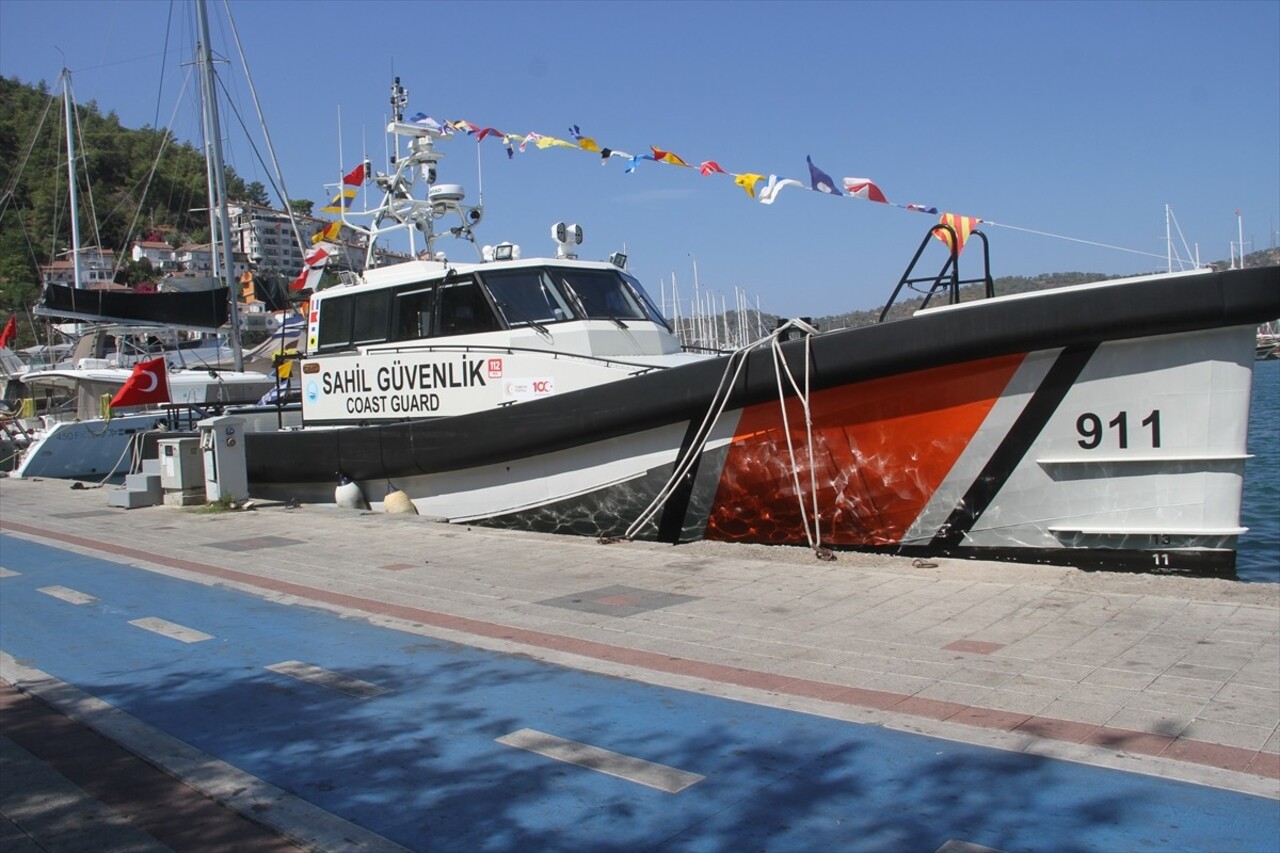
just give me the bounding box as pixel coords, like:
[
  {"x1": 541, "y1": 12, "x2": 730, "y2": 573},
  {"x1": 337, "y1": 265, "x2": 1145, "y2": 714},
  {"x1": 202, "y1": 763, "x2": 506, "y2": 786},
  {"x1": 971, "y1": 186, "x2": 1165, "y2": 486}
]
[
  {"x1": 159, "y1": 437, "x2": 202, "y2": 491},
  {"x1": 197, "y1": 416, "x2": 248, "y2": 503}
]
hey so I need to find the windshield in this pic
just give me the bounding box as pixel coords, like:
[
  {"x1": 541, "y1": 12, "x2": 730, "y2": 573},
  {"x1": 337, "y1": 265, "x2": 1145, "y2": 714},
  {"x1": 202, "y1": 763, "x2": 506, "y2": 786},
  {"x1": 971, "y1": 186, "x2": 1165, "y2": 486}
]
[
  {"x1": 557, "y1": 269, "x2": 648, "y2": 322},
  {"x1": 478, "y1": 265, "x2": 672, "y2": 332},
  {"x1": 482, "y1": 269, "x2": 575, "y2": 327}
]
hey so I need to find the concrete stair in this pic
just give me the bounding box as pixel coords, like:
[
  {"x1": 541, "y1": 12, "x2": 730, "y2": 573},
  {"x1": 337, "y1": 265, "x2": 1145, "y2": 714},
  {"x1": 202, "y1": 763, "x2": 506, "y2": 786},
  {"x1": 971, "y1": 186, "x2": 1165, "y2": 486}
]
[{"x1": 107, "y1": 458, "x2": 163, "y2": 509}]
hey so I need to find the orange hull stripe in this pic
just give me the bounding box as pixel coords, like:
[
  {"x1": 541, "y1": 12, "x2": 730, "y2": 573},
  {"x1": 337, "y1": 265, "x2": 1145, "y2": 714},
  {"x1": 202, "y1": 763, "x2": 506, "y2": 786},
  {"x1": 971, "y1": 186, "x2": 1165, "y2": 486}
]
[{"x1": 706, "y1": 353, "x2": 1026, "y2": 546}]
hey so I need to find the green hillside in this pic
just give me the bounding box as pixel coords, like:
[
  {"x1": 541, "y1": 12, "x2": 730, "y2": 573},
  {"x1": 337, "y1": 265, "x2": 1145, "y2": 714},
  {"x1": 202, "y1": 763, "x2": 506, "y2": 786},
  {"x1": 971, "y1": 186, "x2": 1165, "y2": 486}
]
[{"x1": 0, "y1": 75, "x2": 266, "y2": 336}]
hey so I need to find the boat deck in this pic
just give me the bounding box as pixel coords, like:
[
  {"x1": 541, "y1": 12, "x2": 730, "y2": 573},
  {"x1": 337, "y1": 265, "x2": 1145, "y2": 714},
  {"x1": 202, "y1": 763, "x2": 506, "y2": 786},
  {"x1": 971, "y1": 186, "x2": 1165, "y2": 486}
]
[{"x1": 1, "y1": 475, "x2": 1276, "y2": 849}]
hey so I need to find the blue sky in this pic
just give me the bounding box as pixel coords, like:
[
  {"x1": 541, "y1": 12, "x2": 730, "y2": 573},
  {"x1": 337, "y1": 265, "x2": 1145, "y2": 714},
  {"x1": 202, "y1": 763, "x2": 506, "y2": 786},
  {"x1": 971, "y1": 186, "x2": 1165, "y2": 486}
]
[{"x1": 2, "y1": 0, "x2": 1277, "y2": 318}]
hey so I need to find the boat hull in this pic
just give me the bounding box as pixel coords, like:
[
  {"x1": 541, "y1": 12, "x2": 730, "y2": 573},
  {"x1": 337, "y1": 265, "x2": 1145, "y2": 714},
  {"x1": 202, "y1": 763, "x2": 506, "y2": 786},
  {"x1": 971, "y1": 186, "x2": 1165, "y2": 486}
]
[
  {"x1": 244, "y1": 265, "x2": 1279, "y2": 577},
  {"x1": 14, "y1": 414, "x2": 164, "y2": 480}
]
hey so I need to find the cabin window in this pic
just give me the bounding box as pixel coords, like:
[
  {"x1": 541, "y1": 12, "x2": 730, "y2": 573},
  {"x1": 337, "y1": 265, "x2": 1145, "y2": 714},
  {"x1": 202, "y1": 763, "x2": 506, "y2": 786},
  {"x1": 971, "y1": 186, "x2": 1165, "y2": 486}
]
[
  {"x1": 437, "y1": 281, "x2": 501, "y2": 335},
  {"x1": 392, "y1": 286, "x2": 437, "y2": 340},
  {"x1": 316, "y1": 294, "x2": 354, "y2": 351},
  {"x1": 482, "y1": 269, "x2": 574, "y2": 327},
  {"x1": 558, "y1": 269, "x2": 648, "y2": 323},
  {"x1": 352, "y1": 288, "x2": 391, "y2": 344}
]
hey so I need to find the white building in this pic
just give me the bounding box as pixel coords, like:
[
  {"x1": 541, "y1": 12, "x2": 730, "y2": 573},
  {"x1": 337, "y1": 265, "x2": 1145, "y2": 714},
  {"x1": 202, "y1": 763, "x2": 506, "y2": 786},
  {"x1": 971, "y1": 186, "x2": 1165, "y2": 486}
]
[
  {"x1": 130, "y1": 240, "x2": 177, "y2": 271},
  {"x1": 40, "y1": 247, "x2": 116, "y2": 288},
  {"x1": 171, "y1": 243, "x2": 251, "y2": 279},
  {"x1": 226, "y1": 201, "x2": 365, "y2": 273}
]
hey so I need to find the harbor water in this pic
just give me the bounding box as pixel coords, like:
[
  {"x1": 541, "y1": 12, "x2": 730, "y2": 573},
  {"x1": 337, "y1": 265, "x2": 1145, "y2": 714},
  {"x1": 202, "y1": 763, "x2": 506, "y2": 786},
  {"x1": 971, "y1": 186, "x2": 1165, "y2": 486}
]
[{"x1": 1239, "y1": 357, "x2": 1279, "y2": 582}]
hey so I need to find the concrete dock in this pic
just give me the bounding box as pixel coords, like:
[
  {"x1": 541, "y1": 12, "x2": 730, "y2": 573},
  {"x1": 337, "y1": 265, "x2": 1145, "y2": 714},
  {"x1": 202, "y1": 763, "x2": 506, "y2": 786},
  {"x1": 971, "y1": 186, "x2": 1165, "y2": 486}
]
[{"x1": 1, "y1": 474, "x2": 1277, "y2": 850}]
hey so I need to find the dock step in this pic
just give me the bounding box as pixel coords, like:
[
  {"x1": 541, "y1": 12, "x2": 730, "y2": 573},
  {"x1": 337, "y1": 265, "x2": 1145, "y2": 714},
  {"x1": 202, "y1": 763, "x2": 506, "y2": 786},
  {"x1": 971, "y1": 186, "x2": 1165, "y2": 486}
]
[{"x1": 108, "y1": 471, "x2": 163, "y2": 510}]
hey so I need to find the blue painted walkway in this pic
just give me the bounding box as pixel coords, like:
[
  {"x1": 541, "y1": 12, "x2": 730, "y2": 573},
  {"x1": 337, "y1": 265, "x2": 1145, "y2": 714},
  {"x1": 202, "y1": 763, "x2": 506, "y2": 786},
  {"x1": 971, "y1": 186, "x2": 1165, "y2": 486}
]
[{"x1": 1, "y1": 533, "x2": 1275, "y2": 852}]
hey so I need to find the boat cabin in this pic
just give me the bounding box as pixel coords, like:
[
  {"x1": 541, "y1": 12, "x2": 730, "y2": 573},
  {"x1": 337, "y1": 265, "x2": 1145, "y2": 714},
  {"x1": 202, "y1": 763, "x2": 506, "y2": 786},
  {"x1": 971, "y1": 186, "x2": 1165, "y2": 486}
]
[
  {"x1": 298, "y1": 257, "x2": 690, "y2": 425},
  {"x1": 308, "y1": 257, "x2": 680, "y2": 359}
]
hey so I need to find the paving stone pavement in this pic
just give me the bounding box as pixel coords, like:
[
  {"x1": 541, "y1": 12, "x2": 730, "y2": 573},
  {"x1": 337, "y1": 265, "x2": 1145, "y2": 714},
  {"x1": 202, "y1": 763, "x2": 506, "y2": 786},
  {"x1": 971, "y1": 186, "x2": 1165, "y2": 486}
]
[{"x1": 1, "y1": 474, "x2": 1277, "y2": 848}]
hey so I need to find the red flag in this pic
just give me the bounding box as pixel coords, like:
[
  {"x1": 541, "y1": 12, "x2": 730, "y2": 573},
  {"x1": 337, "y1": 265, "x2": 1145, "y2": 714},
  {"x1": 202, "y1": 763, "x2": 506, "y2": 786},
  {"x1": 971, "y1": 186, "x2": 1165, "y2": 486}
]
[
  {"x1": 841, "y1": 177, "x2": 888, "y2": 203},
  {"x1": 0, "y1": 314, "x2": 15, "y2": 348},
  {"x1": 342, "y1": 163, "x2": 366, "y2": 186},
  {"x1": 290, "y1": 245, "x2": 330, "y2": 291},
  {"x1": 110, "y1": 357, "x2": 170, "y2": 408}
]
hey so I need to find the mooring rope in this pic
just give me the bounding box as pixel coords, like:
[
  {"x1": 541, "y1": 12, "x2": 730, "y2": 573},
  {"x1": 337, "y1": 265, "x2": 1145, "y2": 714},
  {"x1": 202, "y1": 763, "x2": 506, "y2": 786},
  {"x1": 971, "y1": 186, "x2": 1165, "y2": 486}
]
[
  {"x1": 620, "y1": 342, "x2": 756, "y2": 541},
  {"x1": 767, "y1": 321, "x2": 832, "y2": 559},
  {"x1": 619, "y1": 318, "x2": 834, "y2": 561}
]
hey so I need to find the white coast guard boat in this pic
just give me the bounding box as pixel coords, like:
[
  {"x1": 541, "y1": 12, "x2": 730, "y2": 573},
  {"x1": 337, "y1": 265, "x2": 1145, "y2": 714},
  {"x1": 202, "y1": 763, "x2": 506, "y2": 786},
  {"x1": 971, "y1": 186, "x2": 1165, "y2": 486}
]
[{"x1": 242, "y1": 80, "x2": 1280, "y2": 578}]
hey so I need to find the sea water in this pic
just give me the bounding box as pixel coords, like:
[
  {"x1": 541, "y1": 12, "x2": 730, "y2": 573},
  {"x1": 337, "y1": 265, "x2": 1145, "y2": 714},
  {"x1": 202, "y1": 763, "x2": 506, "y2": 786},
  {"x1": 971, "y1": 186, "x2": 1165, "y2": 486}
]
[{"x1": 1239, "y1": 358, "x2": 1279, "y2": 582}]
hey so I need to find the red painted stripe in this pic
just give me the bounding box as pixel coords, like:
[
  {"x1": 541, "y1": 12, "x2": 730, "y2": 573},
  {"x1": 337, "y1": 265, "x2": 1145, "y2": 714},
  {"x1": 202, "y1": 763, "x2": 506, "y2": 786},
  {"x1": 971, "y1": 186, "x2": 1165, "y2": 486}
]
[{"x1": 705, "y1": 353, "x2": 1026, "y2": 545}]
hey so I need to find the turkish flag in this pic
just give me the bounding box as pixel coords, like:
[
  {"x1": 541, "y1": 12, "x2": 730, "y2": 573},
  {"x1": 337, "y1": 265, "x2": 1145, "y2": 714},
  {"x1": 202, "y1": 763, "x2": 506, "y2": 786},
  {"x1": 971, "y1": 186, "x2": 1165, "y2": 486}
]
[
  {"x1": 0, "y1": 314, "x2": 15, "y2": 348},
  {"x1": 110, "y1": 357, "x2": 170, "y2": 408}
]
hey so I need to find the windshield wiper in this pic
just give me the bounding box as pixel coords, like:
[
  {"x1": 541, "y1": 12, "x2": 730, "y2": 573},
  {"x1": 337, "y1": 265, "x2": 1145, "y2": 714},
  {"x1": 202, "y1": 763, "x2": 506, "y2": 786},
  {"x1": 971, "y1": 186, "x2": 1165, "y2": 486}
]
[
  {"x1": 497, "y1": 301, "x2": 551, "y2": 337},
  {"x1": 558, "y1": 279, "x2": 627, "y2": 328}
]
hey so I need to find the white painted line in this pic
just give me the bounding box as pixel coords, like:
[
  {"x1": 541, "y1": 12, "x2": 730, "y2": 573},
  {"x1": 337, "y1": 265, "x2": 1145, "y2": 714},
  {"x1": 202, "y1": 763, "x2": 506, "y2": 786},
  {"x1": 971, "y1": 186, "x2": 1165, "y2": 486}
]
[
  {"x1": 0, "y1": 567, "x2": 19, "y2": 578},
  {"x1": 936, "y1": 840, "x2": 1007, "y2": 853},
  {"x1": 265, "y1": 660, "x2": 392, "y2": 699},
  {"x1": 37, "y1": 585, "x2": 97, "y2": 605},
  {"x1": 497, "y1": 728, "x2": 704, "y2": 793},
  {"x1": 128, "y1": 617, "x2": 213, "y2": 644}
]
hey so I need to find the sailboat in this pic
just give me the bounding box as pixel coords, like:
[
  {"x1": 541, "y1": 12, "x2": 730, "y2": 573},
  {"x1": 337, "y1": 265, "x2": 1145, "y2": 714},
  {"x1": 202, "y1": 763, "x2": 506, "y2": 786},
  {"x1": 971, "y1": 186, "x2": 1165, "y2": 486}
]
[{"x1": 12, "y1": 7, "x2": 283, "y2": 482}]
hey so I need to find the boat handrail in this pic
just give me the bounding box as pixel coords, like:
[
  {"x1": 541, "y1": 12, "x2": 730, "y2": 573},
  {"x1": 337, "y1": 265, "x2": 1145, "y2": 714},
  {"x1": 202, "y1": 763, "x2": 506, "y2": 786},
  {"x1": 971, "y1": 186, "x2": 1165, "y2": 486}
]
[
  {"x1": 878, "y1": 223, "x2": 994, "y2": 323},
  {"x1": 356, "y1": 342, "x2": 670, "y2": 375}
]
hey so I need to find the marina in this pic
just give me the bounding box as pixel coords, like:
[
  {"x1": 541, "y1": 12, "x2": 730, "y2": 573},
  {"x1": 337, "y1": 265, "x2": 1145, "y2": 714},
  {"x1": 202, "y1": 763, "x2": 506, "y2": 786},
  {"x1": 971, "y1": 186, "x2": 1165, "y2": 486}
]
[
  {"x1": 0, "y1": 3, "x2": 1275, "y2": 579},
  {"x1": 1, "y1": 2, "x2": 1277, "y2": 850}
]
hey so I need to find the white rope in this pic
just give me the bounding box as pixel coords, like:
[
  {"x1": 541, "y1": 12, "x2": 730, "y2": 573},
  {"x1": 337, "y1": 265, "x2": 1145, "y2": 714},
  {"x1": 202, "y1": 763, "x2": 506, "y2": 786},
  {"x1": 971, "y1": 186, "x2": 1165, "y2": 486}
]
[
  {"x1": 768, "y1": 322, "x2": 830, "y2": 558},
  {"x1": 621, "y1": 343, "x2": 756, "y2": 540},
  {"x1": 84, "y1": 428, "x2": 146, "y2": 489},
  {"x1": 621, "y1": 319, "x2": 834, "y2": 560}
]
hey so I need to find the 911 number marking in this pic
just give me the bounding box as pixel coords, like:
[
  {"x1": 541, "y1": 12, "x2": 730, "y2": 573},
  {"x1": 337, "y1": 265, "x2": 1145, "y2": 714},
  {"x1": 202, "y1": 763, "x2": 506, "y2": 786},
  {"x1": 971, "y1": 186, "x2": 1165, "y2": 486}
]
[{"x1": 1076, "y1": 409, "x2": 1161, "y2": 450}]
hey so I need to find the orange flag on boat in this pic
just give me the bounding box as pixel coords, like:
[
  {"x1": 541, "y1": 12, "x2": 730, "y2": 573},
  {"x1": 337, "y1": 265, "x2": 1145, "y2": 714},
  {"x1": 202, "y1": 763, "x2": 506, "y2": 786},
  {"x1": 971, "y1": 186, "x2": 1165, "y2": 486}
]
[
  {"x1": 110, "y1": 357, "x2": 170, "y2": 408},
  {"x1": 651, "y1": 147, "x2": 690, "y2": 167},
  {"x1": 0, "y1": 314, "x2": 15, "y2": 348},
  {"x1": 934, "y1": 213, "x2": 981, "y2": 254}
]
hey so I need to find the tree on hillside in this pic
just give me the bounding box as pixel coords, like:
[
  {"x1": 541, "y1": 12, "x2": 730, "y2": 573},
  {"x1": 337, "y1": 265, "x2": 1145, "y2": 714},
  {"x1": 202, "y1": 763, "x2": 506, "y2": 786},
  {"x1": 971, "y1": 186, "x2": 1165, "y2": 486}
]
[{"x1": 0, "y1": 75, "x2": 262, "y2": 315}]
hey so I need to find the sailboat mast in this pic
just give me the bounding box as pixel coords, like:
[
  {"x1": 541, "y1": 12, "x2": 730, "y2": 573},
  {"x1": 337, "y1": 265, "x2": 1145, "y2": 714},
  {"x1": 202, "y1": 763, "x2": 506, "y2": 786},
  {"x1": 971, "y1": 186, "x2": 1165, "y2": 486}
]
[
  {"x1": 60, "y1": 69, "x2": 83, "y2": 290},
  {"x1": 1237, "y1": 209, "x2": 1246, "y2": 269},
  {"x1": 195, "y1": 0, "x2": 244, "y2": 370}
]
